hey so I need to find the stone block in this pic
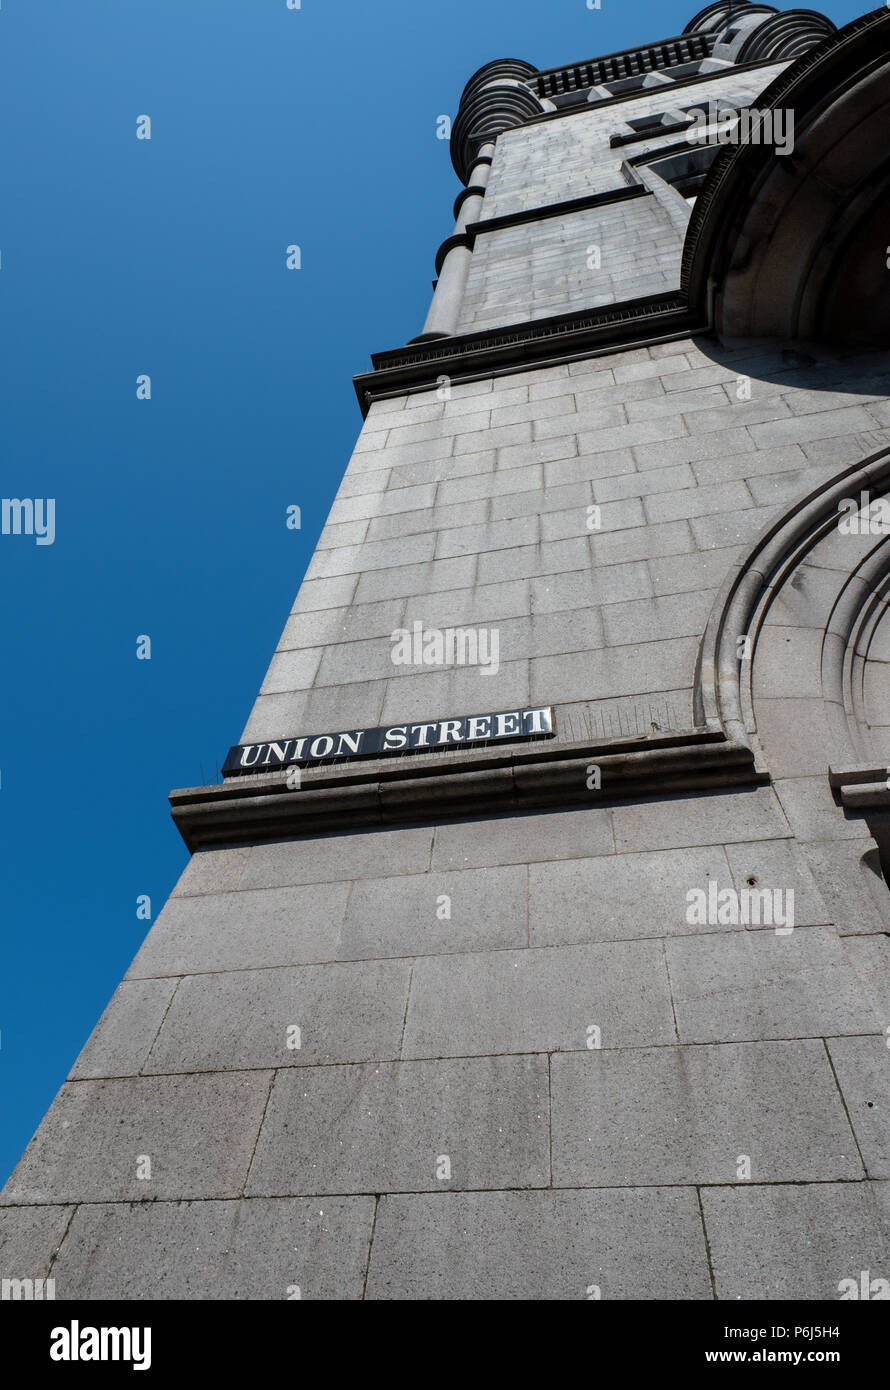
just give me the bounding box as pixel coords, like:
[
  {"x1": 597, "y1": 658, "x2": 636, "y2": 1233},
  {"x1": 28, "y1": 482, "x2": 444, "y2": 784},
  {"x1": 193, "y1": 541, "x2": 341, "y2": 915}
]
[
  {"x1": 403, "y1": 939, "x2": 674, "y2": 1057},
  {"x1": 612, "y1": 787, "x2": 789, "y2": 853},
  {"x1": 724, "y1": 838, "x2": 832, "y2": 926},
  {"x1": 366, "y1": 1188, "x2": 711, "y2": 1299},
  {"x1": 666, "y1": 926, "x2": 877, "y2": 1043},
  {"x1": 531, "y1": 636, "x2": 698, "y2": 705},
  {"x1": 0, "y1": 1204, "x2": 73, "y2": 1279},
  {"x1": 70, "y1": 979, "x2": 180, "y2": 1079},
  {"x1": 1, "y1": 1073, "x2": 273, "y2": 1204},
  {"x1": 144, "y1": 959, "x2": 411, "y2": 1073},
  {"x1": 172, "y1": 847, "x2": 249, "y2": 897},
  {"x1": 432, "y1": 806, "x2": 613, "y2": 871},
  {"x1": 702, "y1": 1183, "x2": 890, "y2": 1300},
  {"x1": 601, "y1": 590, "x2": 713, "y2": 645},
  {"x1": 551, "y1": 1041, "x2": 861, "y2": 1186},
  {"x1": 51, "y1": 1197, "x2": 375, "y2": 1300},
  {"x1": 826, "y1": 1037, "x2": 890, "y2": 1178},
  {"x1": 126, "y1": 884, "x2": 350, "y2": 978},
  {"x1": 242, "y1": 825, "x2": 433, "y2": 890},
  {"x1": 246, "y1": 1056, "x2": 550, "y2": 1195},
  {"x1": 341, "y1": 865, "x2": 528, "y2": 960},
  {"x1": 529, "y1": 845, "x2": 733, "y2": 947}
]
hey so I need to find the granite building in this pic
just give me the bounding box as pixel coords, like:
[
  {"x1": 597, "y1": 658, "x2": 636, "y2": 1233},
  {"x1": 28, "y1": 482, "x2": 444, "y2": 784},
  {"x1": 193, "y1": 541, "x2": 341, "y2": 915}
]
[{"x1": 3, "y1": 2, "x2": 890, "y2": 1300}]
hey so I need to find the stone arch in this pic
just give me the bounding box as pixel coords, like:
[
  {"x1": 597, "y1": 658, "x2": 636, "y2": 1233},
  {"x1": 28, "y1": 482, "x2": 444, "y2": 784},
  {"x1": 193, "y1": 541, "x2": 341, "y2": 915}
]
[
  {"x1": 695, "y1": 444, "x2": 890, "y2": 888},
  {"x1": 695, "y1": 443, "x2": 890, "y2": 766}
]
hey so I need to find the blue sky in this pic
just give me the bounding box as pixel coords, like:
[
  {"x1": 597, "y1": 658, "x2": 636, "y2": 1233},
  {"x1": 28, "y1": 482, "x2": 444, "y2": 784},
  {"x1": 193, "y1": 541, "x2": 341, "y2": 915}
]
[{"x1": 0, "y1": 0, "x2": 867, "y2": 1185}]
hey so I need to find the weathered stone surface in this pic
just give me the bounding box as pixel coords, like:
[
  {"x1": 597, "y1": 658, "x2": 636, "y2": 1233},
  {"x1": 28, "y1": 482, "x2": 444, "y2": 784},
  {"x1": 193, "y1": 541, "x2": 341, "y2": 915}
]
[
  {"x1": 340, "y1": 865, "x2": 527, "y2": 958},
  {"x1": 0, "y1": 1205, "x2": 72, "y2": 1280},
  {"x1": 804, "y1": 840, "x2": 890, "y2": 936},
  {"x1": 403, "y1": 940, "x2": 674, "y2": 1057},
  {"x1": 551, "y1": 1042, "x2": 861, "y2": 1186},
  {"x1": 241, "y1": 826, "x2": 434, "y2": 889},
  {"x1": 842, "y1": 933, "x2": 890, "y2": 1014},
  {"x1": 51, "y1": 1198, "x2": 375, "y2": 1300},
  {"x1": 246, "y1": 1056, "x2": 550, "y2": 1195},
  {"x1": 702, "y1": 1183, "x2": 890, "y2": 1300},
  {"x1": 126, "y1": 884, "x2": 351, "y2": 977},
  {"x1": 529, "y1": 846, "x2": 733, "y2": 946},
  {"x1": 431, "y1": 807, "x2": 613, "y2": 871},
  {"x1": 723, "y1": 839, "x2": 832, "y2": 926},
  {"x1": 826, "y1": 1037, "x2": 890, "y2": 1179},
  {"x1": 69, "y1": 979, "x2": 180, "y2": 1079},
  {"x1": 666, "y1": 927, "x2": 877, "y2": 1043},
  {"x1": 172, "y1": 847, "x2": 249, "y2": 897},
  {"x1": 612, "y1": 788, "x2": 790, "y2": 853},
  {"x1": 366, "y1": 1188, "x2": 712, "y2": 1299},
  {"x1": 1, "y1": 1073, "x2": 272, "y2": 1204},
  {"x1": 143, "y1": 960, "x2": 411, "y2": 1073}
]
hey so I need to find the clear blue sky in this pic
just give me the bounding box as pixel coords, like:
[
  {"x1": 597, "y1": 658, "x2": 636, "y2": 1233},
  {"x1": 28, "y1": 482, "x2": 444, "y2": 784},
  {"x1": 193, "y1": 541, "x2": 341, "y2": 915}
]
[{"x1": 0, "y1": 0, "x2": 867, "y2": 1185}]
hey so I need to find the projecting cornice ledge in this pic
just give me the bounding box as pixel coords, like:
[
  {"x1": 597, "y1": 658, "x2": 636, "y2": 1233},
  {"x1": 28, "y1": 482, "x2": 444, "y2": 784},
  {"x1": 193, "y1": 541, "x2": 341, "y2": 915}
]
[
  {"x1": 169, "y1": 729, "x2": 763, "y2": 851},
  {"x1": 355, "y1": 292, "x2": 702, "y2": 416},
  {"x1": 830, "y1": 767, "x2": 890, "y2": 812}
]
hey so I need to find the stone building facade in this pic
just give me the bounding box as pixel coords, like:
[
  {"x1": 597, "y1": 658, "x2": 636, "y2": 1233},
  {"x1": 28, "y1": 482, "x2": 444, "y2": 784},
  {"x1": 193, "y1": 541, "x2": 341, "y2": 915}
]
[{"x1": 3, "y1": 2, "x2": 890, "y2": 1300}]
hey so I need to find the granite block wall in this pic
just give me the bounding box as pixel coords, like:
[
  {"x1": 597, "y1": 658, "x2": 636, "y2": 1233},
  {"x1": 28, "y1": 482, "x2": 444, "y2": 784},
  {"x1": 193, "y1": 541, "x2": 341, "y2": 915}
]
[
  {"x1": 244, "y1": 342, "x2": 890, "y2": 748},
  {"x1": 455, "y1": 62, "x2": 789, "y2": 332},
  {"x1": 3, "y1": 332, "x2": 890, "y2": 1298},
  {"x1": 3, "y1": 776, "x2": 888, "y2": 1297}
]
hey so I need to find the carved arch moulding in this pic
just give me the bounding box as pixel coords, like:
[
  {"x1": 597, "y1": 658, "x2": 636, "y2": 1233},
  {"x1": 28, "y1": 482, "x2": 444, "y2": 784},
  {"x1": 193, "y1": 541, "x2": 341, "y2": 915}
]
[{"x1": 695, "y1": 444, "x2": 890, "y2": 876}]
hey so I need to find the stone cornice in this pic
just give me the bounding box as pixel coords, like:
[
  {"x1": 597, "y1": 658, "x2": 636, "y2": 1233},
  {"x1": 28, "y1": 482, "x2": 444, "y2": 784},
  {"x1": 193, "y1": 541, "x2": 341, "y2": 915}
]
[
  {"x1": 433, "y1": 232, "x2": 473, "y2": 277},
  {"x1": 530, "y1": 32, "x2": 715, "y2": 99},
  {"x1": 355, "y1": 293, "x2": 701, "y2": 416},
  {"x1": 523, "y1": 55, "x2": 788, "y2": 119},
  {"x1": 170, "y1": 728, "x2": 762, "y2": 850},
  {"x1": 734, "y1": 7, "x2": 836, "y2": 62},
  {"x1": 468, "y1": 183, "x2": 648, "y2": 237},
  {"x1": 830, "y1": 765, "x2": 890, "y2": 812}
]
